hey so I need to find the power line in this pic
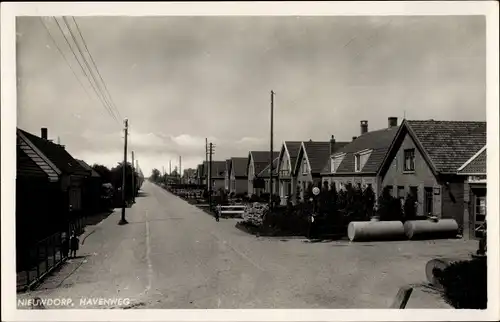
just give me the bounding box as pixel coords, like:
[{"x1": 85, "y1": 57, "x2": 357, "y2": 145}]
[
  {"x1": 71, "y1": 16, "x2": 123, "y2": 121},
  {"x1": 60, "y1": 16, "x2": 120, "y2": 123},
  {"x1": 52, "y1": 16, "x2": 119, "y2": 124},
  {"x1": 38, "y1": 17, "x2": 93, "y2": 101}
]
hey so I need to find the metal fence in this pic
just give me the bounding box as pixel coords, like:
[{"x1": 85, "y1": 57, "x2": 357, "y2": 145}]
[{"x1": 16, "y1": 217, "x2": 86, "y2": 292}]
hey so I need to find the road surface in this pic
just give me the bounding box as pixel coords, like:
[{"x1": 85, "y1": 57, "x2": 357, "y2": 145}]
[{"x1": 17, "y1": 181, "x2": 476, "y2": 309}]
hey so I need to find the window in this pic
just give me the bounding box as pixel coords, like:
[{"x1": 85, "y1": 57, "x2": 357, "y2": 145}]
[
  {"x1": 355, "y1": 154, "x2": 361, "y2": 172},
  {"x1": 474, "y1": 195, "x2": 486, "y2": 238},
  {"x1": 424, "y1": 187, "x2": 433, "y2": 216},
  {"x1": 302, "y1": 159, "x2": 308, "y2": 174},
  {"x1": 404, "y1": 149, "x2": 416, "y2": 172},
  {"x1": 409, "y1": 186, "x2": 418, "y2": 198}
]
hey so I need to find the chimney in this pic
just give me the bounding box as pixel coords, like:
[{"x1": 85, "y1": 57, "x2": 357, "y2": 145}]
[
  {"x1": 41, "y1": 128, "x2": 48, "y2": 140},
  {"x1": 388, "y1": 117, "x2": 398, "y2": 128},
  {"x1": 360, "y1": 120, "x2": 368, "y2": 135},
  {"x1": 329, "y1": 135, "x2": 336, "y2": 155}
]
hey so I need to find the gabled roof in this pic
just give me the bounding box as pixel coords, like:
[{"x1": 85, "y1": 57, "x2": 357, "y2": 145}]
[
  {"x1": 230, "y1": 157, "x2": 248, "y2": 177},
  {"x1": 293, "y1": 141, "x2": 330, "y2": 175},
  {"x1": 457, "y1": 146, "x2": 486, "y2": 175},
  {"x1": 406, "y1": 120, "x2": 487, "y2": 174},
  {"x1": 18, "y1": 129, "x2": 89, "y2": 177},
  {"x1": 248, "y1": 151, "x2": 279, "y2": 176},
  {"x1": 331, "y1": 126, "x2": 400, "y2": 174},
  {"x1": 257, "y1": 157, "x2": 279, "y2": 177},
  {"x1": 203, "y1": 161, "x2": 226, "y2": 179},
  {"x1": 17, "y1": 146, "x2": 49, "y2": 179},
  {"x1": 17, "y1": 130, "x2": 61, "y2": 182},
  {"x1": 283, "y1": 141, "x2": 303, "y2": 170},
  {"x1": 76, "y1": 159, "x2": 101, "y2": 178}
]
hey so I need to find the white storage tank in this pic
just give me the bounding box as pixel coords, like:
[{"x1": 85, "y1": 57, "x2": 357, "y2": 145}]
[
  {"x1": 347, "y1": 221, "x2": 406, "y2": 242},
  {"x1": 404, "y1": 219, "x2": 459, "y2": 240}
]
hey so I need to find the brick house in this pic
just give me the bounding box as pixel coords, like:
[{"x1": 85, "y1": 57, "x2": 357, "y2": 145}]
[
  {"x1": 204, "y1": 161, "x2": 226, "y2": 192},
  {"x1": 247, "y1": 151, "x2": 279, "y2": 197},
  {"x1": 321, "y1": 118, "x2": 400, "y2": 196},
  {"x1": 229, "y1": 157, "x2": 248, "y2": 195},
  {"x1": 378, "y1": 119, "x2": 487, "y2": 233},
  {"x1": 76, "y1": 159, "x2": 102, "y2": 216},
  {"x1": 294, "y1": 140, "x2": 332, "y2": 201},
  {"x1": 276, "y1": 141, "x2": 302, "y2": 205},
  {"x1": 257, "y1": 156, "x2": 279, "y2": 195},
  {"x1": 457, "y1": 145, "x2": 486, "y2": 240}
]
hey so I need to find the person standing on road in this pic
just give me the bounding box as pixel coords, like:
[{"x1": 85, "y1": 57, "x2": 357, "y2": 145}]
[
  {"x1": 69, "y1": 231, "x2": 79, "y2": 258},
  {"x1": 61, "y1": 232, "x2": 69, "y2": 259}
]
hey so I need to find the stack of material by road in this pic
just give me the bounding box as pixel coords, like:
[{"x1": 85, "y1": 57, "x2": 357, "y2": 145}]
[
  {"x1": 347, "y1": 221, "x2": 406, "y2": 242},
  {"x1": 242, "y1": 202, "x2": 269, "y2": 226},
  {"x1": 404, "y1": 219, "x2": 458, "y2": 240}
]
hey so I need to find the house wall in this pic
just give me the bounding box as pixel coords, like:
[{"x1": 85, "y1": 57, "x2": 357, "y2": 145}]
[
  {"x1": 247, "y1": 159, "x2": 255, "y2": 196},
  {"x1": 278, "y1": 149, "x2": 296, "y2": 204},
  {"x1": 225, "y1": 173, "x2": 230, "y2": 191},
  {"x1": 463, "y1": 181, "x2": 486, "y2": 240},
  {"x1": 263, "y1": 178, "x2": 279, "y2": 195},
  {"x1": 440, "y1": 175, "x2": 465, "y2": 231},
  {"x1": 212, "y1": 178, "x2": 225, "y2": 192},
  {"x1": 230, "y1": 177, "x2": 248, "y2": 195},
  {"x1": 380, "y1": 132, "x2": 440, "y2": 217}
]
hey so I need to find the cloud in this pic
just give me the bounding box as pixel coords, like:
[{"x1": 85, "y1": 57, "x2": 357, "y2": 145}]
[{"x1": 16, "y1": 16, "x2": 486, "y2": 175}]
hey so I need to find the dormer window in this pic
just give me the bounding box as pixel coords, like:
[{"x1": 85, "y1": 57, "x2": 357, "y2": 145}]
[
  {"x1": 354, "y1": 149, "x2": 372, "y2": 173},
  {"x1": 330, "y1": 153, "x2": 345, "y2": 173}
]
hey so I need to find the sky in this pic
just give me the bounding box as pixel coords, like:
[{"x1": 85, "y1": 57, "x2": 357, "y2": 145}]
[{"x1": 16, "y1": 15, "x2": 486, "y2": 176}]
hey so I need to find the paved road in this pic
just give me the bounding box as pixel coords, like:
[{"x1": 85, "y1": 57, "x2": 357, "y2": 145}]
[{"x1": 17, "y1": 181, "x2": 477, "y2": 309}]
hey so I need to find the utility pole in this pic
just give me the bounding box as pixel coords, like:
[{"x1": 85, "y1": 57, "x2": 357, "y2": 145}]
[
  {"x1": 131, "y1": 150, "x2": 135, "y2": 204},
  {"x1": 208, "y1": 142, "x2": 215, "y2": 211},
  {"x1": 269, "y1": 90, "x2": 275, "y2": 210},
  {"x1": 205, "y1": 138, "x2": 208, "y2": 190},
  {"x1": 119, "y1": 118, "x2": 129, "y2": 225},
  {"x1": 179, "y1": 155, "x2": 182, "y2": 184},
  {"x1": 169, "y1": 160, "x2": 172, "y2": 175}
]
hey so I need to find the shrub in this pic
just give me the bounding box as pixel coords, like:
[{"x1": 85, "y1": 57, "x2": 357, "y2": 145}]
[
  {"x1": 362, "y1": 185, "x2": 376, "y2": 219},
  {"x1": 403, "y1": 192, "x2": 418, "y2": 221},
  {"x1": 438, "y1": 258, "x2": 487, "y2": 309},
  {"x1": 377, "y1": 186, "x2": 402, "y2": 221}
]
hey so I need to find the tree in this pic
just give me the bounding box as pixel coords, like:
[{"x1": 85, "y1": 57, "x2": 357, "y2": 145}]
[
  {"x1": 403, "y1": 192, "x2": 418, "y2": 221},
  {"x1": 377, "y1": 186, "x2": 402, "y2": 221},
  {"x1": 150, "y1": 168, "x2": 161, "y2": 182},
  {"x1": 92, "y1": 164, "x2": 112, "y2": 183},
  {"x1": 363, "y1": 185, "x2": 376, "y2": 219},
  {"x1": 110, "y1": 162, "x2": 137, "y2": 202}
]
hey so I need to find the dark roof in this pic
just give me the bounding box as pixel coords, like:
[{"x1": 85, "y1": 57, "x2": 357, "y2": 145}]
[
  {"x1": 249, "y1": 151, "x2": 280, "y2": 175},
  {"x1": 334, "y1": 126, "x2": 400, "y2": 174},
  {"x1": 231, "y1": 157, "x2": 248, "y2": 177},
  {"x1": 76, "y1": 159, "x2": 101, "y2": 178},
  {"x1": 19, "y1": 129, "x2": 90, "y2": 177},
  {"x1": 300, "y1": 141, "x2": 330, "y2": 174},
  {"x1": 257, "y1": 157, "x2": 279, "y2": 177},
  {"x1": 458, "y1": 147, "x2": 486, "y2": 174},
  {"x1": 203, "y1": 161, "x2": 226, "y2": 179},
  {"x1": 17, "y1": 146, "x2": 48, "y2": 179},
  {"x1": 320, "y1": 141, "x2": 351, "y2": 173},
  {"x1": 284, "y1": 141, "x2": 303, "y2": 170},
  {"x1": 407, "y1": 120, "x2": 487, "y2": 173}
]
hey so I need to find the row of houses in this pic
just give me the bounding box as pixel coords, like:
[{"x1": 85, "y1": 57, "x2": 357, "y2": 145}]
[{"x1": 195, "y1": 117, "x2": 487, "y2": 240}]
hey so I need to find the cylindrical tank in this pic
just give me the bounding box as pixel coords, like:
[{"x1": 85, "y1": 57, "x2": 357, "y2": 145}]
[
  {"x1": 404, "y1": 219, "x2": 459, "y2": 240},
  {"x1": 347, "y1": 221, "x2": 406, "y2": 242}
]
